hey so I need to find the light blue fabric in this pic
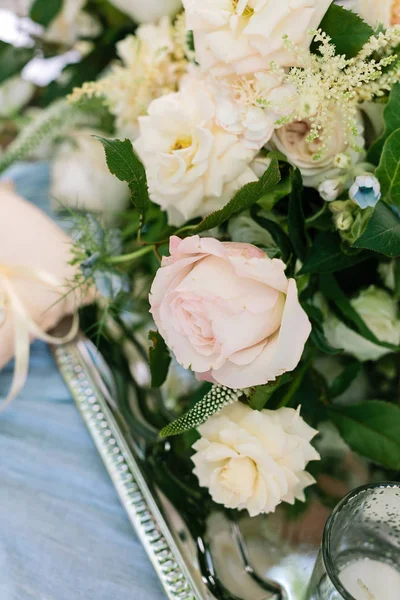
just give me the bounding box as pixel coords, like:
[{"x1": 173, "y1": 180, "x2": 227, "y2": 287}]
[{"x1": 0, "y1": 163, "x2": 165, "y2": 600}]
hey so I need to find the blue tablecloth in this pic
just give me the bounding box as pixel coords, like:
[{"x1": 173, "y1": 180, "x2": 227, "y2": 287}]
[{"x1": 0, "y1": 163, "x2": 165, "y2": 600}]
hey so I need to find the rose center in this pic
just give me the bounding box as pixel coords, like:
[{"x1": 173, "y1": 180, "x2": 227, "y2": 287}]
[
  {"x1": 171, "y1": 135, "x2": 192, "y2": 152},
  {"x1": 392, "y1": 0, "x2": 400, "y2": 25},
  {"x1": 232, "y1": 0, "x2": 254, "y2": 18},
  {"x1": 220, "y1": 456, "x2": 257, "y2": 496}
]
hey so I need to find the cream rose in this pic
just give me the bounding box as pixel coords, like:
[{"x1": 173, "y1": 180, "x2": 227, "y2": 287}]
[
  {"x1": 109, "y1": 0, "x2": 181, "y2": 23},
  {"x1": 324, "y1": 286, "x2": 400, "y2": 362},
  {"x1": 192, "y1": 403, "x2": 320, "y2": 516},
  {"x1": 271, "y1": 115, "x2": 364, "y2": 187},
  {"x1": 135, "y1": 73, "x2": 258, "y2": 226},
  {"x1": 149, "y1": 236, "x2": 311, "y2": 389},
  {"x1": 51, "y1": 129, "x2": 130, "y2": 221},
  {"x1": 182, "y1": 0, "x2": 332, "y2": 76}
]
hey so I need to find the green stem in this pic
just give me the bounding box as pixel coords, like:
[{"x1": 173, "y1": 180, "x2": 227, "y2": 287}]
[
  {"x1": 107, "y1": 244, "x2": 154, "y2": 264},
  {"x1": 173, "y1": 224, "x2": 197, "y2": 237}
]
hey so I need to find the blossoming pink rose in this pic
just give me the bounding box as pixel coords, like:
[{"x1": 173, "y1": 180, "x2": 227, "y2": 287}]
[{"x1": 149, "y1": 236, "x2": 311, "y2": 389}]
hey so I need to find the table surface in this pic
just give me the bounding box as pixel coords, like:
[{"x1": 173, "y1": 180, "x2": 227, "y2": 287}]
[{"x1": 0, "y1": 162, "x2": 166, "y2": 600}]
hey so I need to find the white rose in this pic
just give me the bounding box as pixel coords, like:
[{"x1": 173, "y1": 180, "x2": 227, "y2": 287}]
[
  {"x1": 182, "y1": 0, "x2": 332, "y2": 76},
  {"x1": 0, "y1": 76, "x2": 34, "y2": 118},
  {"x1": 337, "y1": 0, "x2": 400, "y2": 28},
  {"x1": 324, "y1": 286, "x2": 400, "y2": 362},
  {"x1": 51, "y1": 129, "x2": 130, "y2": 221},
  {"x1": 135, "y1": 72, "x2": 258, "y2": 226},
  {"x1": 192, "y1": 403, "x2": 320, "y2": 517},
  {"x1": 109, "y1": 0, "x2": 181, "y2": 23},
  {"x1": 271, "y1": 114, "x2": 364, "y2": 187}
]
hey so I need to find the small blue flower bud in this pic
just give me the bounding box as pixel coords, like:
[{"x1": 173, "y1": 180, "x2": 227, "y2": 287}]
[{"x1": 349, "y1": 175, "x2": 381, "y2": 209}]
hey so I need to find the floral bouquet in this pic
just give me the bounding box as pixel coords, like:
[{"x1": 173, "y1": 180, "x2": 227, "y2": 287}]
[{"x1": 2, "y1": 0, "x2": 400, "y2": 587}]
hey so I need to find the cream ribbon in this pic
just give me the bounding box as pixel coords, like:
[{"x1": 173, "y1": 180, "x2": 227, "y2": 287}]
[{"x1": 0, "y1": 264, "x2": 79, "y2": 411}]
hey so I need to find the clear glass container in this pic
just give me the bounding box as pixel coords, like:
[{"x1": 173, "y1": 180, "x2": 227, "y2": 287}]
[{"x1": 306, "y1": 482, "x2": 400, "y2": 600}]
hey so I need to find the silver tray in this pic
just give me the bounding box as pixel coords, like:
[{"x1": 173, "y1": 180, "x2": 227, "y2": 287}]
[{"x1": 53, "y1": 332, "x2": 354, "y2": 600}]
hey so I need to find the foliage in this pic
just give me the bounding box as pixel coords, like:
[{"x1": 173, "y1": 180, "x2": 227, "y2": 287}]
[{"x1": 160, "y1": 386, "x2": 244, "y2": 438}]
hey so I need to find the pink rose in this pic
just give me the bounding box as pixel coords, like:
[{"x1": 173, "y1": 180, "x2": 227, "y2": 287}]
[{"x1": 149, "y1": 236, "x2": 311, "y2": 389}]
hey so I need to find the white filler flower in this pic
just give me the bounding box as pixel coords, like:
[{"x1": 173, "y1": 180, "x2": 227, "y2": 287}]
[
  {"x1": 135, "y1": 72, "x2": 258, "y2": 225},
  {"x1": 192, "y1": 403, "x2": 320, "y2": 516},
  {"x1": 183, "y1": 0, "x2": 332, "y2": 76}
]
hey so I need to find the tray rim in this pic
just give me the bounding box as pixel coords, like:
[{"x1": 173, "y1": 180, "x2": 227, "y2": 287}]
[{"x1": 53, "y1": 339, "x2": 205, "y2": 600}]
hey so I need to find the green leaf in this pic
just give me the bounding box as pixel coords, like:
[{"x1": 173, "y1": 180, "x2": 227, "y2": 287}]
[
  {"x1": 96, "y1": 137, "x2": 149, "y2": 221},
  {"x1": 317, "y1": 4, "x2": 373, "y2": 58},
  {"x1": 303, "y1": 303, "x2": 343, "y2": 355},
  {"x1": 395, "y1": 259, "x2": 400, "y2": 298},
  {"x1": 368, "y1": 83, "x2": 400, "y2": 165},
  {"x1": 320, "y1": 273, "x2": 399, "y2": 351},
  {"x1": 192, "y1": 158, "x2": 280, "y2": 234},
  {"x1": 251, "y1": 206, "x2": 293, "y2": 263},
  {"x1": 30, "y1": 0, "x2": 63, "y2": 26},
  {"x1": 329, "y1": 401, "x2": 400, "y2": 469},
  {"x1": 329, "y1": 361, "x2": 362, "y2": 399},
  {"x1": 375, "y1": 129, "x2": 400, "y2": 207},
  {"x1": 300, "y1": 232, "x2": 370, "y2": 274},
  {"x1": 352, "y1": 201, "x2": 400, "y2": 258},
  {"x1": 160, "y1": 386, "x2": 243, "y2": 438},
  {"x1": 148, "y1": 331, "x2": 171, "y2": 388},
  {"x1": 247, "y1": 375, "x2": 291, "y2": 411},
  {"x1": 0, "y1": 41, "x2": 34, "y2": 85},
  {"x1": 288, "y1": 169, "x2": 308, "y2": 261},
  {"x1": 257, "y1": 174, "x2": 292, "y2": 212}
]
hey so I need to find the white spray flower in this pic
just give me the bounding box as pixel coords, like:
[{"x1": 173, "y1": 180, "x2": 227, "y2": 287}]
[{"x1": 318, "y1": 178, "x2": 345, "y2": 202}]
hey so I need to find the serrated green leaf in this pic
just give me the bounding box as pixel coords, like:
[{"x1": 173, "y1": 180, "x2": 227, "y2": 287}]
[
  {"x1": 352, "y1": 201, "x2": 400, "y2": 258},
  {"x1": 320, "y1": 273, "x2": 399, "y2": 351},
  {"x1": 257, "y1": 173, "x2": 292, "y2": 211},
  {"x1": 300, "y1": 232, "x2": 370, "y2": 275},
  {"x1": 375, "y1": 129, "x2": 400, "y2": 207},
  {"x1": 149, "y1": 331, "x2": 171, "y2": 388},
  {"x1": 329, "y1": 361, "x2": 362, "y2": 399},
  {"x1": 30, "y1": 0, "x2": 63, "y2": 26},
  {"x1": 317, "y1": 4, "x2": 373, "y2": 58},
  {"x1": 96, "y1": 137, "x2": 149, "y2": 221},
  {"x1": 160, "y1": 386, "x2": 243, "y2": 438},
  {"x1": 329, "y1": 401, "x2": 400, "y2": 469},
  {"x1": 247, "y1": 375, "x2": 291, "y2": 411},
  {"x1": 368, "y1": 83, "x2": 400, "y2": 165},
  {"x1": 251, "y1": 206, "x2": 293, "y2": 263},
  {"x1": 288, "y1": 169, "x2": 308, "y2": 261},
  {"x1": 192, "y1": 158, "x2": 280, "y2": 234},
  {"x1": 0, "y1": 41, "x2": 34, "y2": 85}
]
